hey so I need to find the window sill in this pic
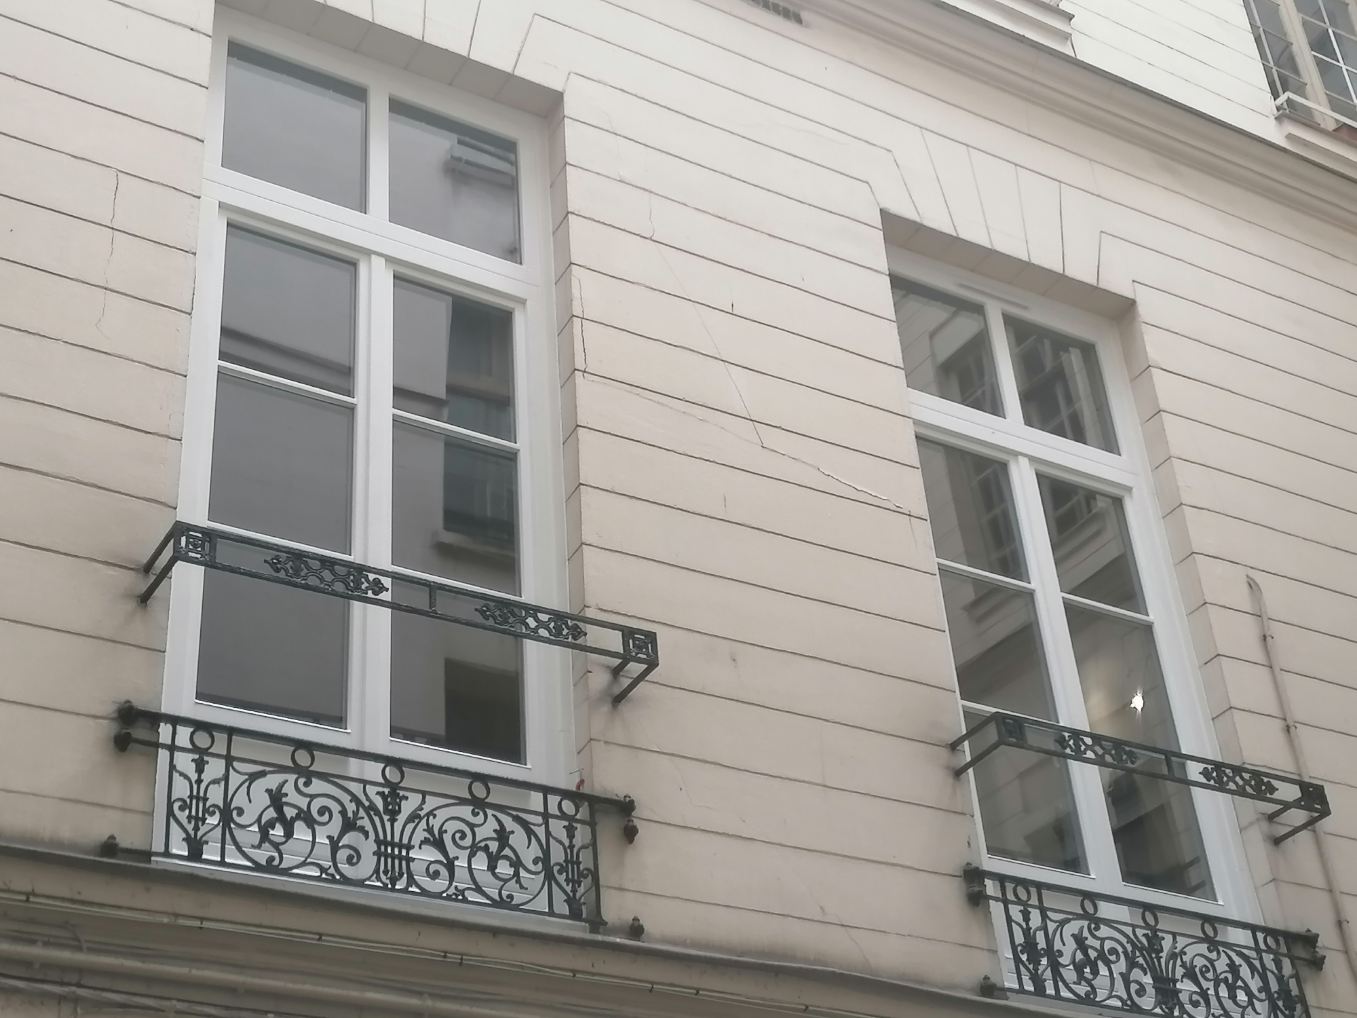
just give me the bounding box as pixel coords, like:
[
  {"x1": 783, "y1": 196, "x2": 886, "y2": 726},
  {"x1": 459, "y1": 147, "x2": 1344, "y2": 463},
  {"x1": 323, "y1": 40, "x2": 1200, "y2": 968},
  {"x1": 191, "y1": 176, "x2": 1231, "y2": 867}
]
[{"x1": 1276, "y1": 112, "x2": 1357, "y2": 182}]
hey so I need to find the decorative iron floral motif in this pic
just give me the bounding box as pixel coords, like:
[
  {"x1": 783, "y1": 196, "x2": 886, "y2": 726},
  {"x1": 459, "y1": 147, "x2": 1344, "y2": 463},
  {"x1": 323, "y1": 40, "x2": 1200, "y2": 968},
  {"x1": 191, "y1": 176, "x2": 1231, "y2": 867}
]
[
  {"x1": 120, "y1": 711, "x2": 629, "y2": 926},
  {"x1": 1055, "y1": 730, "x2": 1141, "y2": 767},
  {"x1": 475, "y1": 601, "x2": 588, "y2": 642},
  {"x1": 264, "y1": 552, "x2": 390, "y2": 597},
  {"x1": 1199, "y1": 763, "x2": 1280, "y2": 799},
  {"x1": 969, "y1": 867, "x2": 1319, "y2": 1018}
]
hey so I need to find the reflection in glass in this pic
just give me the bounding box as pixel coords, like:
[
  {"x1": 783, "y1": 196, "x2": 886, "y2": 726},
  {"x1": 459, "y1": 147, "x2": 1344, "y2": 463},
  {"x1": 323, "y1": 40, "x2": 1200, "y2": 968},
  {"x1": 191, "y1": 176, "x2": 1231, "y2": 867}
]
[
  {"x1": 394, "y1": 278, "x2": 515, "y2": 440},
  {"x1": 941, "y1": 571, "x2": 1055, "y2": 718},
  {"x1": 389, "y1": 101, "x2": 520, "y2": 261},
  {"x1": 392, "y1": 423, "x2": 518, "y2": 593},
  {"x1": 893, "y1": 278, "x2": 1001, "y2": 415},
  {"x1": 209, "y1": 375, "x2": 353, "y2": 552},
  {"x1": 965, "y1": 710, "x2": 1087, "y2": 872},
  {"x1": 1007, "y1": 319, "x2": 1117, "y2": 453},
  {"x1": 223, "y1": 44, "x2": 366, "y2": 210},
  {"x1": 390, "y1": 582, "x2": 524, "y2": 762},
  {"x1": 220, "y1": 226, "x2": 357, "y2": 395},
  {"x1": 1038, "y1": 475, "x2": 1144, "y2": 613},
  {"x1": 197, "y1": 568, "x2": 348, "y2": 726},
  {"x1": 1067, "y1": 604, "x2": 1215, "y2": 898},
  {"x1": 919, "y1": 440, "x2": 1025, "y2": 580}
]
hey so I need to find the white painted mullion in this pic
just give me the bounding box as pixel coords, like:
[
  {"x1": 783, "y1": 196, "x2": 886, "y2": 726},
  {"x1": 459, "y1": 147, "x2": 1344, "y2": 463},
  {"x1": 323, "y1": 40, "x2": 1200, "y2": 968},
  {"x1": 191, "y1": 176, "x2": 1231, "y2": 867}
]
[
  {"x1": 1010, "y1": 455, "x2": 1123, "y2": 887},
  {"x1": 368, "y1": 81, "x2": 390, "y2": 223},
  {"x1": 987, "y1": 302, "x2": 1023, "y2": 425},
  {"x1": 361, "y1": 255, "x2": 394, "y2": 758}
]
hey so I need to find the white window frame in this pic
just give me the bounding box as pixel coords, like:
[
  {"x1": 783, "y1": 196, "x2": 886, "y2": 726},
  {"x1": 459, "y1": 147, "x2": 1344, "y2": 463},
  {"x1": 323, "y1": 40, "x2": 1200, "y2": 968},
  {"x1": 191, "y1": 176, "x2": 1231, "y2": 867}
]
[
  {"x1": 889, "y1": 249, "x2": 1257, "y2": 922},
  {"x1": 1248, "y1": 0, "x2": 1357, "y2": 132},
  {"x1": 163, "y1": 10, "x2": 570, "y2": 788}
]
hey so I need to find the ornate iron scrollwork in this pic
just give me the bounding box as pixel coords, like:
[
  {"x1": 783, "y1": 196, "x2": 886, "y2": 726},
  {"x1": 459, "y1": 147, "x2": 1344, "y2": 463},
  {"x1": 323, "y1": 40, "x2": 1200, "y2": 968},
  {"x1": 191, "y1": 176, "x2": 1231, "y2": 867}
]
[
  {"x1": 114, "y1": 704, "x2": 636, "y2": 928},
  {"x1": 138, "y1": 522, "x2": 659, "y2": 702},
  {"x1": 965, "y1": 867, "x2": 1321, "y2": 1018},
  {"x1": 952, "y1": 712, "x2": 1330, "y2": 844}
]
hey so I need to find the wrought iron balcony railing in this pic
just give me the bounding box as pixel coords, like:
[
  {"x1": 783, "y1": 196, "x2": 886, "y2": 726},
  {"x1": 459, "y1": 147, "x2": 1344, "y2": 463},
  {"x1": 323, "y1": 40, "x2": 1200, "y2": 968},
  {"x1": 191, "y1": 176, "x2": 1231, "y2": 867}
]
[
  {"x1": 952, "y1": 712, "x2": 1330, "y2": 844},
  {"x1": 140, "y1": 521, "x2": 659, "y2": 703},
  {"x1": 965, "y1": 867, "x2": 1322, "y2": 1018},
  {"x1": 113, "y1": 704, "x2": 637, "y2": 929}
]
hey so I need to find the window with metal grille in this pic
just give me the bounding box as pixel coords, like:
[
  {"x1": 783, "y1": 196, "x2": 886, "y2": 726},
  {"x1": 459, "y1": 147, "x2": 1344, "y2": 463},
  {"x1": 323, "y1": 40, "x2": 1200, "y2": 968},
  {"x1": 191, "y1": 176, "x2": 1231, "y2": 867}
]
[{"x1": 1245, "y1": 0, "x2": 1357, "y2": 131}]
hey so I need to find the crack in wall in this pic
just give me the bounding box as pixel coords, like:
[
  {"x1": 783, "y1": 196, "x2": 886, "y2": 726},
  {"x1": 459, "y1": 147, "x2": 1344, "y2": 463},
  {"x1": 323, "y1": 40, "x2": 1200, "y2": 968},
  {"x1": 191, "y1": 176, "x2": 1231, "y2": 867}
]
[{"x1": 94, "y1": 171, "x2": 121, "y2": 345}]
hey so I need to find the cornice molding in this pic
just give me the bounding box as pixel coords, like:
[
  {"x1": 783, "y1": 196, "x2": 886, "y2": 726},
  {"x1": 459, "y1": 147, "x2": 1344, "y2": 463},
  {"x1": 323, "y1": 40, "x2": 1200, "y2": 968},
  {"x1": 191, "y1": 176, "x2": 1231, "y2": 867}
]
[{"x1": 795, "y1": 0, "x2": 1357, "y2": 234}]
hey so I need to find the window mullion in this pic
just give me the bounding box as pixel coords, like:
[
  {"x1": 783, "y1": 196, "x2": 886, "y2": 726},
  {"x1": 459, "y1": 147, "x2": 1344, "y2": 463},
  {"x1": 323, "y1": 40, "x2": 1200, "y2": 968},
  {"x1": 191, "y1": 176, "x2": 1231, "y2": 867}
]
[
  {"x1": 354, "y1": 254, "x2": 393, "y2": 755},
  {"x1": 985, "y1": 303, "x2": 1023, "y2": 424},
  {"x1": 1278, "y1": 0, "x2": 1337, "y2": 123},
  {"x1": 367, "y1": 81, "x2": 390, "y2": 223},
  {"x1": 1010, "y1": 454, "x2": 1123, "y2": 887}
]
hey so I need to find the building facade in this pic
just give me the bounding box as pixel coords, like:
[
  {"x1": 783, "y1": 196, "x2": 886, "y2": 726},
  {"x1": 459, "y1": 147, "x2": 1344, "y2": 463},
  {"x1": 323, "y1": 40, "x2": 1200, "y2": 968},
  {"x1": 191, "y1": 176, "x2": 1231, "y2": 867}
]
[{"x1": 1, "y1": 0, "x2": 1356, "y2": 1016}]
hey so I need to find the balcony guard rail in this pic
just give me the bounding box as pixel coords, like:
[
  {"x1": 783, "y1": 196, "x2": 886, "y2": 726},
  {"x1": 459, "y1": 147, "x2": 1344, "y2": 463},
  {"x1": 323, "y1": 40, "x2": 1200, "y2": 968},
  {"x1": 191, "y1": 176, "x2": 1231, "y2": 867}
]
[
  {"x1": 139, "y1": 521, "x2": 659, "y2": 704},
  {"x1": 113, "y1": 703, "x2": 637, "y2": 929},
  {"x1": 965, "y1": 866, "x2": 1322, "y2": 1018},
  {"x1": 951, "y1": 712, "x2": 1330, "y2": 844}
]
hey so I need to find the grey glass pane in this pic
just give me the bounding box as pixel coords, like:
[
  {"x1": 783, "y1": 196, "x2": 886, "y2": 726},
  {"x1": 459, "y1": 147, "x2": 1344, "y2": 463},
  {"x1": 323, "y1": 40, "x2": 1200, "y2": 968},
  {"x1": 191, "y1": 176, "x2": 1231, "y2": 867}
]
[
  {"x1": 220, "y1": 226, "x2": 356, "y2": 395},
  {"x1": 394, "y1": 278, "x2": 515, "y2": 440},
  {"x1": 389, "y1": 101, "x2": 520, "y2": 261},
  {"x1": 941, "y1": 570, "x2": 1055, "y2": 719},
  {"x1": 197, "y1": 566, "x2": 347, "y2": 727},
  {"x1": 390, "y1": 582, "x2": 523, "y2": 762},
  {"x1": 965, "y1": 709, "x2": 1087, "y2": 872},
  {"x1": 919, "y1": 439, "x2": 1025, "y2": 580},
  {"x1": 1007, "y1": 319, "x2": 1118, "y2": 453},
  {"x1": 223, "y1": 44, "x2": 366, "y2": 210},
  {"x1": 893, "y1": 278, "x2": 1002, "y2": 416},
  {"x1": 1038, "y1": 474, "x2": 1144, "y2": 614},
  {"x1": 1067, "y1": 604, "x2": 1215, "y2": 898},
  {"x1": 393, "y1": 423, "x2": 518, "y2": 593},
  {"x1": 210, "y1": 374, "x2": 353, "y2": 552}
]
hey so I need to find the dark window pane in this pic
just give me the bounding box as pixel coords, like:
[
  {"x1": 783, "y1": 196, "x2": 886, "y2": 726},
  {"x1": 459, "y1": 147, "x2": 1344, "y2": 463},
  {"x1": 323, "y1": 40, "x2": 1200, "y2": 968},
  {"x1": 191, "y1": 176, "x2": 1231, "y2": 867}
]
[
  {"x1": 389, "y1": 101, "x2": 520, "y2": 261},
  {"x1": 393, "y1": 423, "x2": 518, "y2": 593},
  {"x1": 1007, "y1": 319, "x2": 1118, "y2": 453},
  {"x1": 893, "y1": 278, "x2": 1002, "y2": 416},
  {"x1": 1066, "y1": 604, "x2": 1215, "y2": 898},
  {"x1": 964, "y1": 709, "x2": 1087, "y2": 872},
  {"x1": 1038, "y1": 475, "x2": 1144, "y2": 613},
  {"x1": 223, "y1": 44, "x2": 366, "y2": 210},
  {"x1": 197, "y1": 566, "x2": 347, "y2": 726},
  {"x1": 220, "y1": 226, "x2": 356, "y2": 395},
  {"x1": 919, "y1": 439, "x2": 1025, "y2": 580},
  {"x1": 390, "y1": 583, "x2": 523, "y2": 762},
  {"x1": 941, "y1": 571, "x2": 1055, "y2": 719},
  {"x1": 394, "y1": 278, "x2": 515, "y2": 440},
  {"x1": 210, "y1": 374, "x2": 353, "y2": 552}
]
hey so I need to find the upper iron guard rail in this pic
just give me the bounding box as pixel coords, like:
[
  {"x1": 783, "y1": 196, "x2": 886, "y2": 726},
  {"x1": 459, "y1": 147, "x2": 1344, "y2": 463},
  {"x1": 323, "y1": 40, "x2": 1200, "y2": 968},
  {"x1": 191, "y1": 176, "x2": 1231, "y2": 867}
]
[
  {"x1": 139, "y1": 521, "x2": 659, "y2": 704},
  {"x1": 965, "y1": 866, "x2": 1321, "y2": 1018},
  {"x1": 951, "y1": 712, "x2": 1330, "y2": 845},
  {"x1": 114, "y1": 703, "x2": 636, "y2": 930}
]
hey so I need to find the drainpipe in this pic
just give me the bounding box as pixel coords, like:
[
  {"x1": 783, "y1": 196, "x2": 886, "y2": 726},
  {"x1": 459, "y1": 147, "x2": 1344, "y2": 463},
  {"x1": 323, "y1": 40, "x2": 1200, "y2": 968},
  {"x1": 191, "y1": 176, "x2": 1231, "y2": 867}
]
[{"x1": 1246, "y1": 574, "x2": 1357, "y2": 981}]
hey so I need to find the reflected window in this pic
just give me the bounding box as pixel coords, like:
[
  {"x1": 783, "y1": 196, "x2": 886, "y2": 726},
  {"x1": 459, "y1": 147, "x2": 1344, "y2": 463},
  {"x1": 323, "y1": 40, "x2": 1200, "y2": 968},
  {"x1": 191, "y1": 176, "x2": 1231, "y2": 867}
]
[
  {"x1": 1007, "y1": 319, "x2": 1117, "y2": 453},
  {"x1": 893, "y1": 279, "x2": 1001, "y2": 416}
]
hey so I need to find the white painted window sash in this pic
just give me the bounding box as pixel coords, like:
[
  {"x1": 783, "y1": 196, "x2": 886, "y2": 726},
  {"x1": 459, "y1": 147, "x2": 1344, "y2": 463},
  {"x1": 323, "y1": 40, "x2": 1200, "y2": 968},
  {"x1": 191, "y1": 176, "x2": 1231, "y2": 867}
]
[
  {"x1": 889, "y1": 249, "x2": 1257, "y2": 924},
  {"x1": 164, "y1": 10, "x2": 570, "y2": 790}
]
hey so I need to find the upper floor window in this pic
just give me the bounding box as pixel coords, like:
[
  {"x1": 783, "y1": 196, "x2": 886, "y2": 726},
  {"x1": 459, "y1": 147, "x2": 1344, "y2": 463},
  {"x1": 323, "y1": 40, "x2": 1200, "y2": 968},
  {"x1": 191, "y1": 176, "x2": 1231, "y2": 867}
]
[
  {"x1": 892, "y1": 255, "x2": 1249, "y2": 915},
  {"x1": 168, "y1": 13, "x2": 565, "y2": 782},
  {"x1": 1245, "y1": 0, "x2": 1357, "y2": 130}
]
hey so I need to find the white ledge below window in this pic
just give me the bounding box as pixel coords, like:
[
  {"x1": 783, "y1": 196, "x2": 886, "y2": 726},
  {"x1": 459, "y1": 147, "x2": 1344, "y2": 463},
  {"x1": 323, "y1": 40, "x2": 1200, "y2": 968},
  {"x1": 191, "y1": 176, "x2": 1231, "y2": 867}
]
[
  {"x1": 1273, "y1": 95, "x2": 1357, "y2": 181},
  {"x1": 803, "y1": 0, "x2": 1074, "y2": 51}
]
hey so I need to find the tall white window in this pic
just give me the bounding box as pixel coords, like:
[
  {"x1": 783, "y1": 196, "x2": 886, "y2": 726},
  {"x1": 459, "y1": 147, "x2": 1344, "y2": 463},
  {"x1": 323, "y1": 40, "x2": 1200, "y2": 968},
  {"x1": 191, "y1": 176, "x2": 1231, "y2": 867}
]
[
  {"x1": 1246, "y1": 0, "x2": 1357, "y2": 130},
  {"x1": 893, "y1": 254, "x2": 1249, "y2": 913},
  {"x1": 167, "y1": 14, "x2": 566, "y2": 782}
]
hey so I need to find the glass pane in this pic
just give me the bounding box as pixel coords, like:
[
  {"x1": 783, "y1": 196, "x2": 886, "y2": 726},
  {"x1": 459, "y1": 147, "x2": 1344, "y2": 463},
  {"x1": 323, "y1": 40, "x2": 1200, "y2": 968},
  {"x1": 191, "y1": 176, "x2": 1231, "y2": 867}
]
[
  {"x1": 389, "y1": 100, "x2": 520, "y2": 261},
  {"x1": 965, "y1": 709, "x2": 1087, "y2": 872},
  {"x1": 941, "y1": 570, "x2": 1055, "y2": 719},
  {"x1": 893, "y1": 278, "x2": 1001, "y2": 416},
  {"x1": 919, "y1": 439, "x2": 1025, "y2": 580},
  {"x1": 390, "y1": 582, "x2": 524, "y2": 762},
  {"x1": 210, "y1": 374, "x2": 353, "y2": 552},
  {"x1": 1067, "y1": 604, "x2": 1215, "y2": 898},
  {"x1": 1038, "y1": 475, "x2": 1145, "y2": 614},
  {"x1": 392, "y1": 423, "x2": 518, "y2": 593},
  {"x1": 220, "y1": 226, "x2": 356, "y2": 395},
  {"x1": 1007, "y1": 318, "x2": 1118, "y2": 453},
  {"x1": 222, "y1": 44, "x2": 366, "y2": 210},
  {"x1": 197, "y1": 567, "x2": 347, "y2": 726},
  {"x1": 394, "y1": 278, "x2": 515, "y2": 440}
]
